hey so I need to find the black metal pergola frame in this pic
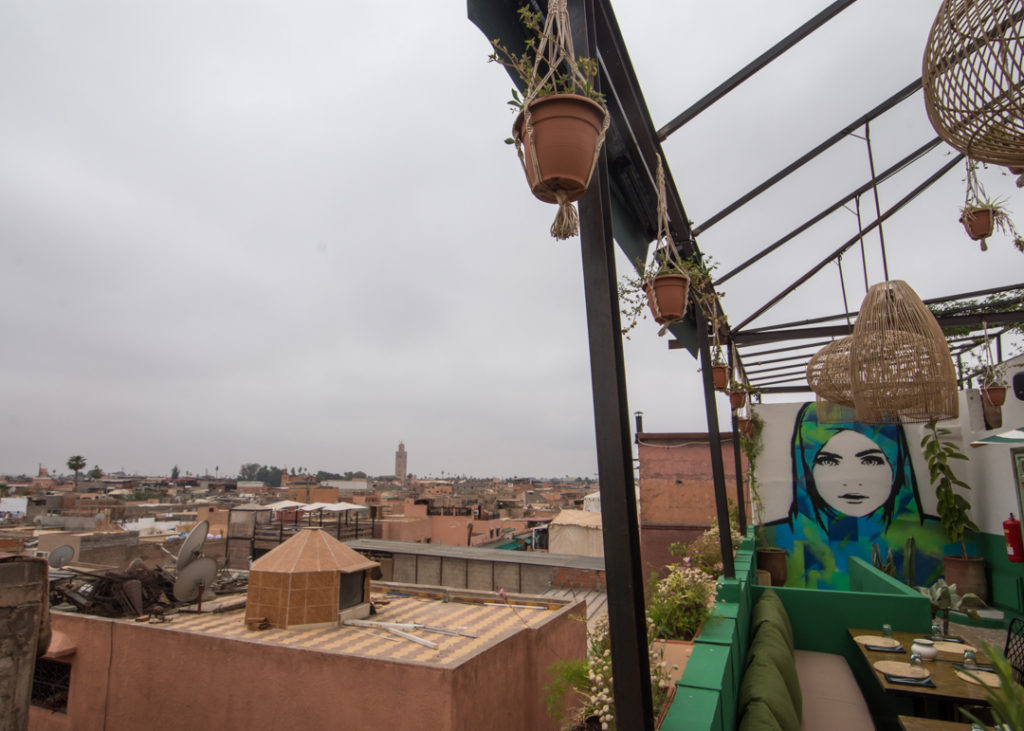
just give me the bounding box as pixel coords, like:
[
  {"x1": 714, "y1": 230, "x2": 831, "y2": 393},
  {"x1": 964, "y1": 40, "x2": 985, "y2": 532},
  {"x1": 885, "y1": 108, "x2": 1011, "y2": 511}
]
[{"x1": 469, "y1": 2, "x2": 1023, "y2": 727}]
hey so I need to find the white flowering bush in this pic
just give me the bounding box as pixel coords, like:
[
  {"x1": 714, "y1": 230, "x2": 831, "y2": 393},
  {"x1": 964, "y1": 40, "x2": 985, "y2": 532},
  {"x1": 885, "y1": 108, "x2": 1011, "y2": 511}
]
[{"x1": 545, "y1": 615, "x2": 670, "y2": 730}]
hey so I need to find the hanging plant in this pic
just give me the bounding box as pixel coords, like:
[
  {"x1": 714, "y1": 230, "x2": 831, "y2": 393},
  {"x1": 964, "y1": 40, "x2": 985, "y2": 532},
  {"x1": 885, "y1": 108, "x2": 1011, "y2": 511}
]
[
  {"x1": 618, "y1": 155, "x2": 697, "y2": 337},
  {"x1": 959, "y1": 160, "x2": 1024, "y2": 253},
  {"x1": 489, "y1": 2, "x2": 609, "y2": 240},
  {"x1": 726, "y1": 380, "x2": 758, "y2": 411}
]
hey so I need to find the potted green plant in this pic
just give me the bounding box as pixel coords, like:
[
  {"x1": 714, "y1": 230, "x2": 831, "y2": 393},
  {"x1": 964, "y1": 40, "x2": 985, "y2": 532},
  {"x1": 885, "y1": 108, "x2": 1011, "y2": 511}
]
[
  {"x1": 960, "y1": 159, "x2": 1024, "y2": 252},
  {"x1": 921, "y1": 422, "x2": 987, "y2": 601},
  {"x1": 619, "y1": 248, "x2": 698, "y2": 337},
  {"x1": 489, "y1": 3, "x2": 608, "y2": 240},
  {"x1": 978, "y1": 363, "x2": 1007, "y2": 406},
  {"x1": 914, "y1": 578, "x2": 985, "y2": 636},
  {"x1": 727, "y1": 380, "x2": 759, "y2": 411}
]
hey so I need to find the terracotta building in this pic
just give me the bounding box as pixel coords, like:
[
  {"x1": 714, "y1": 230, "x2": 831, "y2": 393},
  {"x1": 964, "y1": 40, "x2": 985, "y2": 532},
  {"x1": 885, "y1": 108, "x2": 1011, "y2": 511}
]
[
  {"x1": 30, "y1": 585, "x2": 585, "y2": 730},
  {"x1": 636, "y1": 431, "x2": 747, "y2": 582}
]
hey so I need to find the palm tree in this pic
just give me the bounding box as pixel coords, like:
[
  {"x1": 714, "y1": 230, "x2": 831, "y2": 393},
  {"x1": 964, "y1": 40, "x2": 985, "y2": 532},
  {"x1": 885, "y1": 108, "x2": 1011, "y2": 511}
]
[{"x1": 66, "y1": 455, "x2": 86, "y2": 490}]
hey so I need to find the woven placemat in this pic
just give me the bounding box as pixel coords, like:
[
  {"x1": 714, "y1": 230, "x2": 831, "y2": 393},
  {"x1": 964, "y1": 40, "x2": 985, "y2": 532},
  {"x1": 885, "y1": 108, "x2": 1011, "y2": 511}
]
[
  {"x1": 933, "y1": 641, "x2": 976, "y2": 654},
  {"x1": 854, "y1": 635, "x2": 900, "y2": 648},
  {"x1": 955, "y1": 669, "x2": 1001, "y2": 687},
  {"x1": 873, "y1": 660, "x2": 929, "y2": 679}
]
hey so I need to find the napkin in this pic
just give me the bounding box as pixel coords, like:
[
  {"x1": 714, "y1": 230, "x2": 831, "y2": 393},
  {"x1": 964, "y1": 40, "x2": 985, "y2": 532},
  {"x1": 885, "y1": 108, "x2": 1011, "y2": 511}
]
[{"x1": 883, "y1": 674, "x2": 936, "y2": 688}]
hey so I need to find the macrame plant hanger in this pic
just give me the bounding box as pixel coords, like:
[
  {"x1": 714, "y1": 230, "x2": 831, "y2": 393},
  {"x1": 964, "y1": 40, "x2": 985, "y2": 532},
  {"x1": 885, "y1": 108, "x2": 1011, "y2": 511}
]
[
  {"x1": 648, "y1": 154, "x2": 690, "y2": 337},
  {"x1": 516, "y1": 0, "x2": 610, "y2": 239}
]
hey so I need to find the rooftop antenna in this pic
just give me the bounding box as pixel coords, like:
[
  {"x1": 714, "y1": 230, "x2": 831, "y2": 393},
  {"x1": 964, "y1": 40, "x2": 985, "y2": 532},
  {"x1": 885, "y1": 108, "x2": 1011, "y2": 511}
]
[
  {"x1": 176, "y1": 520, "x2": 209, "y2": 570},
  {"x1": 172, "y1": 556, "x2": 217, "y2": 611},
  {"x1": 48, "y1": 544, "x2": 75, "y2": 569}
]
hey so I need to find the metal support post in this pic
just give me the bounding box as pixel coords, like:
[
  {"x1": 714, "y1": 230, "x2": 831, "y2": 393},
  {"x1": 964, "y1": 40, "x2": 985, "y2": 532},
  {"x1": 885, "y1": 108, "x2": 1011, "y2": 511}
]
[{"x1": 576, "y1": 3, "x2": 652, "y2": 726}]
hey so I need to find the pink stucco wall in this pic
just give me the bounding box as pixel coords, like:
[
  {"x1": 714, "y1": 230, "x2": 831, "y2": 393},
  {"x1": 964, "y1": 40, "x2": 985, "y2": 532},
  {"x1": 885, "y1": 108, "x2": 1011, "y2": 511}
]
[{"x1": 31, "y1": 601, "x2": 587, "y2": 731}]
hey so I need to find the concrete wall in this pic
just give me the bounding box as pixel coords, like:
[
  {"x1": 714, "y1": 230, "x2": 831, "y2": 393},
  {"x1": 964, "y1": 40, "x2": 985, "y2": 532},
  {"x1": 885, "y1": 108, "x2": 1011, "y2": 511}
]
[
  {"x1": 1, "y1": 557, "x2": 47, "y2": 731},
  {"x1": 548, "y1": 524, "x2": 603, "y2": 557}
]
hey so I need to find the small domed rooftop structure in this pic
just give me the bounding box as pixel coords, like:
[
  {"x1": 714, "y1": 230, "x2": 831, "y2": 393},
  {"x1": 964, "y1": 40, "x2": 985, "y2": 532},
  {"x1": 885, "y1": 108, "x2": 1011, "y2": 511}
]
[{"x1": 245, "y1": 527, "x2": 378, "y2": 629}]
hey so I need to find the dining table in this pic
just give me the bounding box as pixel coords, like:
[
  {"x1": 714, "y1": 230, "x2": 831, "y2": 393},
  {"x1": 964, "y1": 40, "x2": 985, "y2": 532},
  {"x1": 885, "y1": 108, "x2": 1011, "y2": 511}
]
[
  {"x1": 897, "y1": 715, "x2": 973, "y2": 730},
  {"x1": 848, "y1": 628, "x2": 996, "y2": 720}
]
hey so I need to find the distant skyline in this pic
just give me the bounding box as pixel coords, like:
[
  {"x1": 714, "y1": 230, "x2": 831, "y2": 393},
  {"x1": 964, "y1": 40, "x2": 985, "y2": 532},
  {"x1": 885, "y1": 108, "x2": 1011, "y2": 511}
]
[{"x1": 3, "y1": 2, "x2": 1021, "y2": 479}]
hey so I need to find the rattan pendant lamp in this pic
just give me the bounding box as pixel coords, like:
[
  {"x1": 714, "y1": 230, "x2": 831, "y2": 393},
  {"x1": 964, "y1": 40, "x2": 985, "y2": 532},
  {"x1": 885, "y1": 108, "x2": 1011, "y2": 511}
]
[
  {"x1": 806, "y1": 336, "x2": 858, "y2": 422},
  {"x1": 849, "y1": 280, "x2": 959, "y2": 424},
  {"x1": 923, "y1": 0, "x2": 1024, "y2": 166}
]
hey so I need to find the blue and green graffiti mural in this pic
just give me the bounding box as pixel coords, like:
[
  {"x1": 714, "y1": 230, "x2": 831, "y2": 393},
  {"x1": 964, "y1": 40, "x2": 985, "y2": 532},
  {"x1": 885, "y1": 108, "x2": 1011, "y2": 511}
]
[{"x1": 763, "y1": 402, "x2": 950, "y2": 589}]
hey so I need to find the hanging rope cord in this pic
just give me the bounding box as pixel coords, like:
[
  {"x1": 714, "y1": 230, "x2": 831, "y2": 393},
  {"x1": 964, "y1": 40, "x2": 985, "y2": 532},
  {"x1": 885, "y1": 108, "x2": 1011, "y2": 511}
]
[
  {"x1": 516, "y1": 0, "x2": 610, "y2": 239},
  {"x1": 649, "y1": 154, "x2": 690, "y2": 335}
]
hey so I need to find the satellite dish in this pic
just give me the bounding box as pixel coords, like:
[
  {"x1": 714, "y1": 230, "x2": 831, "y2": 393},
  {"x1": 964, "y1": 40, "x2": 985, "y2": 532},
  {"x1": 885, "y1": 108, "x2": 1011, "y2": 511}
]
[
  {"x1": 48, "y1": 545, "x2": 75, "y2": 569},
  {"x1": 173, "y1": 557, "x2": 217, "y2": 602},
  {"x1": 176, "y1": 520, "x2": 209, "y2": 570}
]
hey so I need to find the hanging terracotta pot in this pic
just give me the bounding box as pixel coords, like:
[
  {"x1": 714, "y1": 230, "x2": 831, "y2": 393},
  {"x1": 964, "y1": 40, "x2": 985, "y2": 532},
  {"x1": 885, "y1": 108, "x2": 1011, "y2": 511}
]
[
  {"x1": 513, "y1": 94, "x2": 606, "y2": 204},
  {"x1": 737, "y1": 417, "x2": 753, "y2": 437},
  {"x1": 643, "y1": 274, "x2": 690, "y2": 325},
  {"x1": 960, "y1": 208, "x2": 996, "y2": 241},
  {"x1": 729, "y1": 390, "x2": 747, "y2": 410},
  {"x1": 712, "y1": 364, "x2": 729, "y2": 391},
  {"x1": 982, "y1": 385, "x2": 1007, "y2": 406}
]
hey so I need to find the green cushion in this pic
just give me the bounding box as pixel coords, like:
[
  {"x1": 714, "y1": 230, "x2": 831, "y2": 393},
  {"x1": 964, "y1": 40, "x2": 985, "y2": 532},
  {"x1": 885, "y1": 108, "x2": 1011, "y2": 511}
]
[
  {"x1": 748, "y1": 622, "x2": 802, "y2": 721},
  {"x1": 739, "y1": 653, "x2": 801, "y2": 731},
  {"x1": 739, "y1": 699, "x2": 784, "y2": 731},
  {"x1": 751, "y1": 589, "x2": 794, "y2": 650}
]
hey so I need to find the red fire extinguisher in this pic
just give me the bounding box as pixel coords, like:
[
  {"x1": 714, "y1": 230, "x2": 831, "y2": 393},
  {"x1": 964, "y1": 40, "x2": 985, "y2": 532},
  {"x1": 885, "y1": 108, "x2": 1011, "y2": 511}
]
[{"x1": 1005, "y1": 513, "x2": 1024, "y2": 563}]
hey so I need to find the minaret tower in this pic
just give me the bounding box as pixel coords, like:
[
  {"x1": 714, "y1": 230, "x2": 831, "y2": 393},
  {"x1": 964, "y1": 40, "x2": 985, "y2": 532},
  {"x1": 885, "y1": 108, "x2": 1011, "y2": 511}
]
[{"x1": 395, "y1": 442, "x2": 408, "y2": 484}]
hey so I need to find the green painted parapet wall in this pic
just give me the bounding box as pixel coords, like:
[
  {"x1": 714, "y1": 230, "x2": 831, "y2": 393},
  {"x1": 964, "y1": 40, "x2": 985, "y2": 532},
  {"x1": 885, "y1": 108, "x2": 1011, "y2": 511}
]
[
  {"x1": 976, "y1": 530, "x2": 1024, "y2": 617},
  {"x1": 659, "y1": 550, "x2": 931, "y2": 730}
]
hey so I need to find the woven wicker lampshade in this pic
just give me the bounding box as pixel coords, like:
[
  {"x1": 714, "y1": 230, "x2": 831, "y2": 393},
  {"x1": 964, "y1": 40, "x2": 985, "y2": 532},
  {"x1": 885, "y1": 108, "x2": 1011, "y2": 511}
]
[
  {"x1": 850, "y1": 281, "x2": 958, "y2": 424},
  {"x1": 807, "y1": 337, "x2": 855, "y2": 408},
  {"x1": 923, "y1": 0, "x2": 1024, "y2": 166}
]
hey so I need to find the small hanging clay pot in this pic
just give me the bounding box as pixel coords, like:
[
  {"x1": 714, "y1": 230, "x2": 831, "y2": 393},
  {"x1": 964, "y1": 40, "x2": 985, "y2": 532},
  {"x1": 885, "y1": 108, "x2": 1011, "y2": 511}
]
[
  {"x1": 712, "y1": 364, "x2": 729, "y2": 391},
  {"x1": 959, "y1": 208, "x2": 995, "y2": 250},
  {"x1": 981, "y1": 385, "x2": 1006, "y2": 406},
  {"x1": 729, "y1": 390, "x2": 747, "y2": 410},
  {"x1": 643, "y1": 274, "x2": 690, "y2": 325},
  {"x1": 514, "y1": 94, "x2": 606, "y2": 204}
]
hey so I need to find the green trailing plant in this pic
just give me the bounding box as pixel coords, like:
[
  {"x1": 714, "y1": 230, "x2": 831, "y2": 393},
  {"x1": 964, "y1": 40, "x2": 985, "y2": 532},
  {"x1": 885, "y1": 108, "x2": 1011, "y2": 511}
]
[
  {"x1": 542, "y1": 658, "x2": 588, "y2": 725},
  {"x1": 618, "y1": 248, "x2": 703, "y2": 337},
  {"x1": 739, "y1": 409, "x2": 766, "y2": 541},
  {"x1": 922, "y1": 422, "x2": 977, "y2": 558},
  {"x1": 961, "y1": 641, "x2": 1024, "y2": 731},
  {"x1": 488, "y1": 5, "x2": 604, "y2": 126},
  {"x1": 914, "y1": 578, "x2": 986, "y2": 635}
]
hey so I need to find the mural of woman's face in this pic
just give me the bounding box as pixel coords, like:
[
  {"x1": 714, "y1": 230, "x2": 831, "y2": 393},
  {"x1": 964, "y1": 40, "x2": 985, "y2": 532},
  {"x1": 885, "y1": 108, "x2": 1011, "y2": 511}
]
[{"x1": 812, "y1": 429, "x2": 893, "y2": 517}]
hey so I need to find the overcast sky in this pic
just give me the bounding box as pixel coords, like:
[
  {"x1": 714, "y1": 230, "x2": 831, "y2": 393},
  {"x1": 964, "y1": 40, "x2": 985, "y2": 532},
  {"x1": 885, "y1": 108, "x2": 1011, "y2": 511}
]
[{"x1": 2, "y1": 1, "x2": 1021, "y2": 479}]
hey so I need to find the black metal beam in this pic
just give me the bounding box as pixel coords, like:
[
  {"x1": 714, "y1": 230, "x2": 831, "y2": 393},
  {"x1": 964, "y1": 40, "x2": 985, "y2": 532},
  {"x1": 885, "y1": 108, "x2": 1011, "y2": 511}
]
[
  {"x1": 759, "y1": 385, "x2": 816, "y2": 394},
  {"x1": 716, "y1": 137, "x2": 942, "y2": 286},
  {"x1": 696, "y1": 306, "x2": 735, "y2": 579},
  {"x1": 576, "y1": 2, "x2": 653, "y2": 728},
  {"x1": 657, "y1": 0, "x2": 858, "y2": 140},
  {"x1": 734, "y1": 310, "x2": 1024, "y2": 346},
  {"x1": 739, "y1": 281, "x2": 1024, "y2": 335},
  {"x1": 734, "y1": 153, "x2": 963, "y2": 332},
  {"x1": 694, "y1": 79, "x2": 923, "y2": 235}
]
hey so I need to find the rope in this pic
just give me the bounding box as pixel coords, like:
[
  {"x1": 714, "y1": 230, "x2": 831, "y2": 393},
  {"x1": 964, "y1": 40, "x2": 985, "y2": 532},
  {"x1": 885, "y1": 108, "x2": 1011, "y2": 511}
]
[
  {"x1": 649, "y1": 154, "x2": 690, "y2": 334},
  {"x1": 863, "y1": 123, "x2": 890, "y2": 282},
  {"x1": 513, "y1": 0, "x2": 610, "y2": 239}
]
